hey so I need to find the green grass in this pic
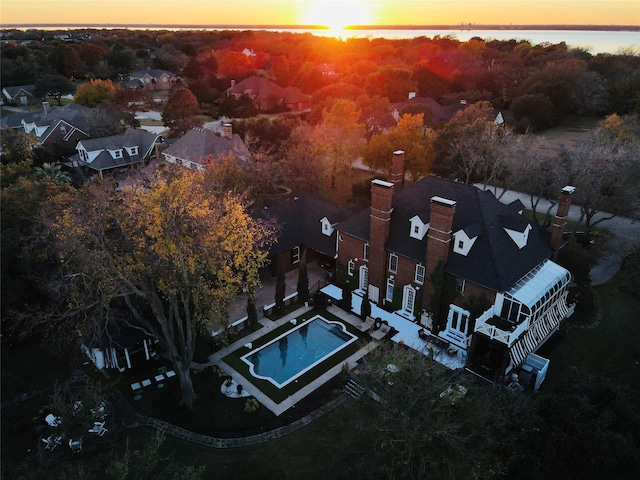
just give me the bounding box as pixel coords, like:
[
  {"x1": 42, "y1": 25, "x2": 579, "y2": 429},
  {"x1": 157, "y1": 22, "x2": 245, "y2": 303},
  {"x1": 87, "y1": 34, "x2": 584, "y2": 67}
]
[
  {"x1": 541, "y1": 268, "x2": 640, "y2": 393},
  {"x1": 222, "y1": 309, "x2": 369, "y2": 404}
]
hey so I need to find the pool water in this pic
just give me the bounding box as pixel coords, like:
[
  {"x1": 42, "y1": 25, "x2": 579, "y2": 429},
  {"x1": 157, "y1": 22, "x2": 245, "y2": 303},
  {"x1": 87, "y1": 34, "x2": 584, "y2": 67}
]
[{"x1": 241, "y1": 315, "x2": 357, "y2": 388}]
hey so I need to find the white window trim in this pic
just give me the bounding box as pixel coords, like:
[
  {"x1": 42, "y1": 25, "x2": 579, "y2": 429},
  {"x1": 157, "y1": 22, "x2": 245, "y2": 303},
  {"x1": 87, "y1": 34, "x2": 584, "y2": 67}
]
[
  {"x1": 402, "y1": 285, "x2": 416, "y2": 316},
  {"x1": 456, "y1": 277, "x2": 465, "y2": 294},
  {"x1": 389, "y1": 253, "x2": 398, "y2": 273},
  {"x1": 386, "y1": 277, "x2": 394, "y2": 302},
  {"x1": 359, "y1": 265, "x2": 368, "y2": 291},
  {"x1": 363, "y1": 243, "x2": 369, "y2": 261},
  {"x1": 347, "y1": 260, "x2": 354, "y2": 276},
  {"x1": 415, "y1": 264, "x2": 425, "y2": 284},
  {"x1": 292, "y1": 246, "x2": 300, "y2": 264}
]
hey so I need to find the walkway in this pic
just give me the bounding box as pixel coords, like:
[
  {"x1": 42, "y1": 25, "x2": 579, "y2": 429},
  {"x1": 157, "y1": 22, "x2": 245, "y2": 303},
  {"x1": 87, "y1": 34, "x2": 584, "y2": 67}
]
[{"x1": 209, "y1": 304, "x2": 379, "y2": 416}]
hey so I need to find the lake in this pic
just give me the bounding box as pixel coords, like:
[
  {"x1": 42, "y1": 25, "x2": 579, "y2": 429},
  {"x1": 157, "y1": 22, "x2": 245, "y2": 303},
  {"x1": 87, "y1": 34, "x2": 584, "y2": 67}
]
[{"x1": 276, "y1": 28, "x2": 640, "y2": 55}]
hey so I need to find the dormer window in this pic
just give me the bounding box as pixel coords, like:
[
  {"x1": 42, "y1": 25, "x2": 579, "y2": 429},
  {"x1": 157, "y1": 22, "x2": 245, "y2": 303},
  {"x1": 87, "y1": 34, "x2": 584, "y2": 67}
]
[
  {"x1": 453, "y1": 226, "x2": 480, "y2": 256},
  {"x1": 320, "y1": 217, "x2": 334, "y2": 236},
  {"x1": 409, "y1": 215, "x2": 428, "y2": 240},
  {"x1": 504, "y1": 224, "x2": 532, "y2": 249},
  {"x1": 126, "y1": 146, "x2": 139, "y2": 156},
  {"x1": 109, "y1": 149, "x2": 123, "y2": 159}
]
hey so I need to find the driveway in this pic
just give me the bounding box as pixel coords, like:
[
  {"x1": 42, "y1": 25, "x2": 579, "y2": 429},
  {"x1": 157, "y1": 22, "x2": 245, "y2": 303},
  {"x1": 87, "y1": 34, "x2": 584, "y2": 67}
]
[{"x1": 477, "y1": 185, "x2": 640, "y2": 285}]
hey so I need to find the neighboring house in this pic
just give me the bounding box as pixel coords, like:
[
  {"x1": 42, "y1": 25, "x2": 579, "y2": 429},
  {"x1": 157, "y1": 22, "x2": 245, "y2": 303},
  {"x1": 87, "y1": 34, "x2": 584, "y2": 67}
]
[
  {"x1": 126, "y1": 69, "x2": 182, "y2": 91},
  {"x1": 259, "y1": 192, "x2": 359, "y2": 275},
  {"x1": 392, "y1": 95, "x2": 504, "y2": 126},
  {"x1": 161, "y1": 126, "x2": 249, "y2": 170},
  {"x1": 335, "y1": 151, "x2": 574, "y2": 387},
  {"x1": 69, "y1": 128, "x2": 160, "y2": 177},
  {"x1": 0, "y1": 102, "x2": 91, "y2": 147},
  {"x1": 227, "y1": 76, "x2": 311, "y2": 112},
  {"x1": 1, "y1": 84, "x2": 36, "y2": 106}
]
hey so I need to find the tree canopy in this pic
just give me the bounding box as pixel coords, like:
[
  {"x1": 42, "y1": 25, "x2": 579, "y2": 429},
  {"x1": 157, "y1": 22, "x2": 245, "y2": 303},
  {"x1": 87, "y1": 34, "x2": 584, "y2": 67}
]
[{"x1": 36, "y1": 166, "x2": 275, "y2": 407}]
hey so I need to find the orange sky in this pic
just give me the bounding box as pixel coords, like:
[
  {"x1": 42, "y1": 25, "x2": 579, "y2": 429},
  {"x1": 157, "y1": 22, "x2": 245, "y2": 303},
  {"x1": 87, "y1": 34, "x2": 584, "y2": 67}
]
[{"x1": 1, "y1": 1, "x2": 639, "y2": 27}]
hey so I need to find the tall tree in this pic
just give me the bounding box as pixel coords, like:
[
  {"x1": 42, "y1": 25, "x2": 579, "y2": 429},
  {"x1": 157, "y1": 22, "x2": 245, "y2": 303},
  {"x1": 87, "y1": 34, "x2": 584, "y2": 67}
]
[
  {"x1": 33, "y1": 74, "x2": 74, "y2": 106},
  {"x1": 297, "y1": 247, "x2": 309, "y2": 303},
  {"x1": 162, "y1": 88, "x2": 202, "y2": 138},
  {"x1": 312, "y1": 99, "x2": 365, "y2": 189},
  {"x1": 275, "y1": 253, "x2": 286, "y2": 312},
  {"x1": 36, "y1": 166, "x2": 275, "y2": 407}
]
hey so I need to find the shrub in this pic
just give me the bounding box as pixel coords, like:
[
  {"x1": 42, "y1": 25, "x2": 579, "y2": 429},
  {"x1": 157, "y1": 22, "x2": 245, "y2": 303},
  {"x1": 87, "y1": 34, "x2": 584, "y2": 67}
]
[{"x1": 244, "y1": 397, "x2": 259, "y2": 414}]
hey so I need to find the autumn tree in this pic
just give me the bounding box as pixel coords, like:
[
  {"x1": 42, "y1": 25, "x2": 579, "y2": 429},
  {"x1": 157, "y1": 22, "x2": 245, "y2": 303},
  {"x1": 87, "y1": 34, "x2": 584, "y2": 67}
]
[
  {"x1": 162, "y1": 88, "x2": 202, "y2": 138},
  {"x1": 74, "y1": 78, "x2": 117, "y2": 108},
  {"x1": 36, "y1": 166, "x2": 275, "y2": 407},
  {"x1": 362, "y1": 113, "x2": 434, "y2": 180},
  {"x1": 312, "y1": 99, "x2": 365, "y2": 189},
  {"x1": 217, "y1": 51, "x2": 254, "y2": 79}
]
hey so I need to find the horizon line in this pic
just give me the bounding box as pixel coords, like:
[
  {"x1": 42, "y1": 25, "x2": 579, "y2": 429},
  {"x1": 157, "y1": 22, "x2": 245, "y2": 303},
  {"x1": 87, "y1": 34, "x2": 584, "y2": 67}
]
[{"x1": 2, "y1": 23, "x2": 639, "y2": 32}]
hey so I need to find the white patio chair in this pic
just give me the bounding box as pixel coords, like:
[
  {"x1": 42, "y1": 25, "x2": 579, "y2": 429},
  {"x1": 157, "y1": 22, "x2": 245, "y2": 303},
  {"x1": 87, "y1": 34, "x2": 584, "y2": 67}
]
[{"x1": 88, "y1": 421, "x2": 108, "y2": 436}]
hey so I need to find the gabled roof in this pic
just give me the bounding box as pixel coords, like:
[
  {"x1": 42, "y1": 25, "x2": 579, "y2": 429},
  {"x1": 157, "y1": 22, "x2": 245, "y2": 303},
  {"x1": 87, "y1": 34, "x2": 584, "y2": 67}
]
[
  {"x1": 2, "y1": 84, "x2": 35, "y2": 100},
  {"x1": 338, "y1": 176, "x2": 553, "y2": 293},
  {"x1": 227, "y1": 76, "x2": 285, "y2": 99},
  {"x1": 73, "y1": 128, "x2": 159, "y2": 172},
  {"x1": 393, "y1": 97, "x2": 501, "y2": 125},
  {"x1": 162, "y1": 128, "x2": 249, "y2": 164},
  {"x1": 259, "y1": 193, "x2": 356, "y2": 258},
  {"x1": 129, "y1": 69, "x2": 180, "y2": 80},
  {"x1": 1, "y1": 103, "x2": 91, "y2": 134}
]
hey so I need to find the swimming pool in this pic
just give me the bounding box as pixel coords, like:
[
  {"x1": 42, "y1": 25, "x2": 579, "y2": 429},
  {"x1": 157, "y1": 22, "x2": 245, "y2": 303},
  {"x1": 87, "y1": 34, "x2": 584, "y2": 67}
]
[{"x1": 241, "y1": 315, "x2": 358, "y2": 388}]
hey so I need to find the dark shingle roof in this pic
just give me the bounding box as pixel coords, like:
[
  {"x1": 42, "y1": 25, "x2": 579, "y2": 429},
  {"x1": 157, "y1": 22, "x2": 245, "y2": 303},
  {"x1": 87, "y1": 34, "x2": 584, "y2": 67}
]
[
  {"x1": 259, "y1": 193, "x2": 355, "y2": 258},
  {"x1": 338, "y1": 176, "x2": 552, "y2": 293},
  {"x1": 162, "y1": 128, "x2": 249, "y2": 164},
  {"x1": 73, "y1": 128, "x2": 158, "y2": 172}
]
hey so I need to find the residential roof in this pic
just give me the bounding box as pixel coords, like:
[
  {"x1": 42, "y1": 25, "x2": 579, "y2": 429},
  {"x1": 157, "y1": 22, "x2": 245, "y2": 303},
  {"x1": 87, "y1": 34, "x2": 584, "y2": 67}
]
[
  {"x1": 129, "y1": 69, "x2": 179, "y2": 79},
  {"x1": 338, "y1": 176, "x2": 553, "y2": 293},
  {"x1": 2, "y1": 84, "x2": 35, "y2": 100},
  {"x1": 259, "y1": 193, "x2": 357, "y2": 259},
  {"x1": 162, "y1": 128, "x2": 249, "y2": 164},
  {"x1": 72, "y1": 128, "x2": 159, "y2": 172},
  {"x1": 0, "y1": 103, "x2": 91, "y2": 136},
  {"x1": 393, "y1": 97, "x2": 502, "y2": 125},
  {"x1": 227, "y1": 76, "x2": 285, "y2": 98}
]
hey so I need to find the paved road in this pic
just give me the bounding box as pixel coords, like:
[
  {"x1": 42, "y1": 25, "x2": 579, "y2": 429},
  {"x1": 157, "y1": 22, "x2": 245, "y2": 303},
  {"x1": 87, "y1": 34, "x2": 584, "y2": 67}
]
[{"x1": 477, "y1": 185, "x2": 640, "y2": 285}]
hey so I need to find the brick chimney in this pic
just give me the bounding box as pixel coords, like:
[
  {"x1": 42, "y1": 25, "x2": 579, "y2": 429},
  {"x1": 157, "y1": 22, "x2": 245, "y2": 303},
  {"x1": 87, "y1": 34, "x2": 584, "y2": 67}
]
[
  {"x1": 369, "y1": 179, "x2": 394, "y2": 302},
  {"x1": 391, "y1": 150, "x2": 405, "y2": 189},
  {"x1": 223, "y1": 123, "x2": 233, "y2": 139},
  {"x1": 551, "y1": 185, "x2": 575, "y2": 261},
  {"x1": 424, "y1": 196, "x2": 456, "y2": 302}
]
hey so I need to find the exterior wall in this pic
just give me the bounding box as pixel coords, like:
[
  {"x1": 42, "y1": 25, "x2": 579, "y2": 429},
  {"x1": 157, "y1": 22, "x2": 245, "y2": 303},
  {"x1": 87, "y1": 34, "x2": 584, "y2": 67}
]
[
  {"x1": 369, "y1": 180, "x2": 394, "y2": 302},
  {"x1": 424, "y1": 197, "x2": 456, "y2": 303}
]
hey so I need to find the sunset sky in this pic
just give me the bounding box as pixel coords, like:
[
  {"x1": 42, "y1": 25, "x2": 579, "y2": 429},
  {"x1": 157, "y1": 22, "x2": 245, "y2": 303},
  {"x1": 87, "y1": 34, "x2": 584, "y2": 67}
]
[{"x1": 1, "y1": 1, "x2": 639, "y2": 28}]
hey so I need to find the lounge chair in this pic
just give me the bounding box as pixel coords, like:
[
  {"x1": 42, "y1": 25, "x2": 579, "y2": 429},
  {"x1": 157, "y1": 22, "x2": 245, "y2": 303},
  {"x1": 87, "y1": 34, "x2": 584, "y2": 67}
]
[{"x1": 88, "y1": 421, "x2": 108, "y2": 436}]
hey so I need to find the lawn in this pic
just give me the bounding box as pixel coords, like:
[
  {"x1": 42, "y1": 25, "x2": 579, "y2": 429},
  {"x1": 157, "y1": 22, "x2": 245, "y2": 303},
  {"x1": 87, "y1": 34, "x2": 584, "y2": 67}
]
[{"x1": 540, "y1": 266, "x2": 640, "y2": 393}]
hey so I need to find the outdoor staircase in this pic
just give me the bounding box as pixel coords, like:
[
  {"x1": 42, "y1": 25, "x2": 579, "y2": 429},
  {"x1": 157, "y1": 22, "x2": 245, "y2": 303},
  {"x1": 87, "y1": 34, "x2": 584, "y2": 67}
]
[{"x1": 344, "y1": 379, "x2": 366, "y2": 399}]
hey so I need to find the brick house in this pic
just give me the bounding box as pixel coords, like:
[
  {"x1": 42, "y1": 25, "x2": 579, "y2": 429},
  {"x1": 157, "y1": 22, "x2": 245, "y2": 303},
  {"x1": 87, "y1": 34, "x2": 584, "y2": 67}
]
[
  {"x1": 336, "y1": 151, "x2": 574, "y2": 384},
  {"x1": 2, "y1": 84, "x2": 36, "y2": 106},
  {"x1": 126, "y1": 69, "x2": 182, "y2": 91},
  {"x1": 227, "y1": 76, "x2": 311, "y2": 112},
  {"x1": 1, "y1": 103, "x2": 90, "y2": 148}
]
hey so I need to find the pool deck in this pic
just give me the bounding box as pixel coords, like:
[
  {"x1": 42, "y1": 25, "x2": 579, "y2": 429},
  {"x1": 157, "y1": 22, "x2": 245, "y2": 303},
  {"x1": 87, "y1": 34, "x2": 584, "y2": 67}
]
[{"x1": 209, "y1": 305, "x2": 379, "y2": 416}]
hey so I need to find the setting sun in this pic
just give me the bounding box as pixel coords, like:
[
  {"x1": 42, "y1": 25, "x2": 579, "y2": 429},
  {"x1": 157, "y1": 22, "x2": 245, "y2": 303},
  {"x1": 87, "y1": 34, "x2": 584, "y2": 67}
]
[{"x1": 301, "y1": 0, "x2": 375, "y2": 30}]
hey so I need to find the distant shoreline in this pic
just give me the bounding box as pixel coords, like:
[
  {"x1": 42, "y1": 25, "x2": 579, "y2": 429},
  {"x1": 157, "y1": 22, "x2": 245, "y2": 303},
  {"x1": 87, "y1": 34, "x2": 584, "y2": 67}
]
[{"x1": 1, "y1": 24, "x2": 639, "y2": 32}]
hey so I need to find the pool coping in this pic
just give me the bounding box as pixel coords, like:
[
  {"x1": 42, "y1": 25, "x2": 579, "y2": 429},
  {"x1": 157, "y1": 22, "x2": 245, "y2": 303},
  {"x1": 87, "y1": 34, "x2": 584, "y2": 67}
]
[{"x1": 209, "y1": 305, "x2": 379, "y2": 416}]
